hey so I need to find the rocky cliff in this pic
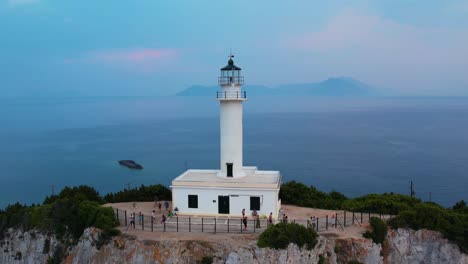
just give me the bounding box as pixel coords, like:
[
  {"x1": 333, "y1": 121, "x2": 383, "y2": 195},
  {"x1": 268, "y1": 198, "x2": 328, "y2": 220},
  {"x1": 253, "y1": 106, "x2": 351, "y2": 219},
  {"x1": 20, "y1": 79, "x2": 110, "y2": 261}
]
[{"x1": 0, "y1": 228, "x2": 466, "y2": 264}]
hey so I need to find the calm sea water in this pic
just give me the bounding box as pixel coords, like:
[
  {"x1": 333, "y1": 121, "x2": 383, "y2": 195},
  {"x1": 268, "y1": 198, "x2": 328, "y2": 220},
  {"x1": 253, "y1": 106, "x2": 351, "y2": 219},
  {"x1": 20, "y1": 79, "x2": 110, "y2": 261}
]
[{"x1": 1, "y1": 96, "x2": 467, "y2": 208}]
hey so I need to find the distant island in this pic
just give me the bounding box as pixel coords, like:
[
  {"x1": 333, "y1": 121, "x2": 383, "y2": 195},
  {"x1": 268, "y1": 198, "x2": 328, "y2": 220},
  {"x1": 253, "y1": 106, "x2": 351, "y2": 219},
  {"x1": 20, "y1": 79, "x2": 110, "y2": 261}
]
[{"x1": 176, "y1": 77, "x2": 386, "y2": 97}]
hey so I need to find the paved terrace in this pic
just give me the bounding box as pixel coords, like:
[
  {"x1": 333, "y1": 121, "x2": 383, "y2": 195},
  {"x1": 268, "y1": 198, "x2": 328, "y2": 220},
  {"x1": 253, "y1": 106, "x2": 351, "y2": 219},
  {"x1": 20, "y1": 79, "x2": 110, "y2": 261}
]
[{"x1": 106, "y1": 202, "x2": 393, "y2": 239}]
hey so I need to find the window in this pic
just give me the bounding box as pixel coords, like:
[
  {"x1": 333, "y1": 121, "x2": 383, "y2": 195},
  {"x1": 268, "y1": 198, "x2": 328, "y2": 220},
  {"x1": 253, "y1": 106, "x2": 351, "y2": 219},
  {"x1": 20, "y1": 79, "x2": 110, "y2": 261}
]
[
  {"x1": 188, "y1": 195, "x2": 198, "y2": 208},
  {"x1": 250, "y1": 196, "x2": 260, "y2": 211}
]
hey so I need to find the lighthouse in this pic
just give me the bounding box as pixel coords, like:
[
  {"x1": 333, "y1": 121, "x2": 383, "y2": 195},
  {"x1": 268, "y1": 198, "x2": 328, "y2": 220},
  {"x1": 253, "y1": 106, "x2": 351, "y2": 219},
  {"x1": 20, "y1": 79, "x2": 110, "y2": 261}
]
[
  {"x1": 171, "y1": 55, "x2": 281, "y2": 218},
  {"x1": 217, "y1": 55, "x2": 246, "y2": 178}
]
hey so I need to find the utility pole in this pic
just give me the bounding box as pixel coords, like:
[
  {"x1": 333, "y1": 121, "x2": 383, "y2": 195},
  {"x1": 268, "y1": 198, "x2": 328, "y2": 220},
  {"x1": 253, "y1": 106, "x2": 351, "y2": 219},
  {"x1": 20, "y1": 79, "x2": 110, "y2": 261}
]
[
  {"x1": 49, "y1": 185, "x2": 55, "y2": 196},
  {"x1": 410, "y1": 180, "x2": 415, "y2": 198}
]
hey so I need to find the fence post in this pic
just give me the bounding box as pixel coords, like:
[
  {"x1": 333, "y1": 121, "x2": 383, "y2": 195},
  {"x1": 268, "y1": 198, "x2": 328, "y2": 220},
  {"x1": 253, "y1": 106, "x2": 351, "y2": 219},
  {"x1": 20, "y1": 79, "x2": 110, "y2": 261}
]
[
  {"x1": 189, "y1": 217, "x2": 191, "y2": 232},
  {"x1": 227, "y1": 218, "x2": 230, "y2": 233},
  {"x1": 361, "y1": 211, "x2": 363, "y2": 223},
  {"x1": 253, "y1": 219, "x2": 256, "y2": 233},
  {"x1": 214, "y1": 218, "x2": 216, "y2": 234},
  {"x1": 177, "y1": 216, "x2": 179, "y2": 232},
  {"x1": 326, "y1": 215, "x2": 328, "y2": 230},
  {"x1": 202, "y1": 218, "x2": 204, "y2": 232},
  {"x1": 335, "y1": 213, "x2": 338, "y2": 228},
  {"x1": 151, "y1": 215, "x2": 153, "y2": 232},
  {"x1": 352, "y1": 210, "x2": 355, "y2": 225},
  {"x1": 316, "y1": 217, "x2": 319, "y2": 232},
  {"x1": 124, "y1": 210, "x2": 127, "y2": 227},
  {"x1": 164, "y1": 221, "x2": 166, "y2": 232},
  {"x1": 142, "y1": 215, "x2": 144, "y2": 231},
  {"x1": 240, "y1": 218, "x2": 243, "y2": 233},
  {"x1": 344, "y1": 211, "x2": 346, "y2": 227},
  {"x1": 116, "y1": 208, "x2": 119, "y2": 221}
]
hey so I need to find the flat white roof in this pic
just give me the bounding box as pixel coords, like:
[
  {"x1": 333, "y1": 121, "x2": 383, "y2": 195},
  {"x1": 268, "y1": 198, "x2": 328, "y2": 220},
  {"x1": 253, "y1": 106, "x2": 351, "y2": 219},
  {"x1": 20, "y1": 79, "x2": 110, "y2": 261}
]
[{"x1": 172, "y1": 167, "x2": 281, "y2": 189}]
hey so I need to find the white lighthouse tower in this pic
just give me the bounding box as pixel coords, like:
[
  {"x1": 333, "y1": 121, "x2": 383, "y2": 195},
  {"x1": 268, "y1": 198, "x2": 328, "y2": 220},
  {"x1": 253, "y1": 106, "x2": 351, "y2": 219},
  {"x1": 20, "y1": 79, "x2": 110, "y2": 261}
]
[
  {"x1": 217, "y1": 55, "x2": 246, "y2": 178},
  {"x1": 171, "y1": 55, "x2": 281, "y2": 218}
]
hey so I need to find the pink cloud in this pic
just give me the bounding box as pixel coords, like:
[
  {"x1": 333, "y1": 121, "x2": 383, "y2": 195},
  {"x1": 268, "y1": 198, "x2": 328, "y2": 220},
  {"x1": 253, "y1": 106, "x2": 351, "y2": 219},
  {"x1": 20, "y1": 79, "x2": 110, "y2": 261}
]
[
  {"x1": 92, "y1": 48, "x2": 177, "y2": 63},
  {"x1": 62, "y1": 48, "x2": 178, "y2": 72}
]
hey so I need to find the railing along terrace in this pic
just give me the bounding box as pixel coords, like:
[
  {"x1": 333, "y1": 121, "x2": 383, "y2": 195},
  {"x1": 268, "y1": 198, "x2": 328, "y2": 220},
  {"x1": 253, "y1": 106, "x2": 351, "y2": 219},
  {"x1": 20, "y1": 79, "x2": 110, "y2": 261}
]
[
  {"x1": 216, "y1": 91, "x2": 247, "y2": 99},
  {"x1": 218, "y1": 76, "x2": 244, "y2": 86},
  {"x1": 114, "y1": 207, "x2": 395, "y2": 235}
]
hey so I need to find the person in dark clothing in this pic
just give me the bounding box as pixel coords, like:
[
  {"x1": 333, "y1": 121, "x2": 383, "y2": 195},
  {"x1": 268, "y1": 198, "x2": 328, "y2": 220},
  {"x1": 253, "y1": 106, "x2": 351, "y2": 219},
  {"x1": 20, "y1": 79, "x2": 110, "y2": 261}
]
[
  {"x1": 243, "y1": 216, "x2": 248, "y2": 231},
  {"x1": 268, "y1": 212, "x2": 273, "y2": 225}
]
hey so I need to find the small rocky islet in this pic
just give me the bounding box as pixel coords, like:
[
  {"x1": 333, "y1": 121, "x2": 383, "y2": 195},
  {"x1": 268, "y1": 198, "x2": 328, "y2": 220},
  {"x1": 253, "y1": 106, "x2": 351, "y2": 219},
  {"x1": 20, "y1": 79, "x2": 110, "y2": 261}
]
[{"x1": 118, "y1": 160, "x2": 143, "y2": 170}]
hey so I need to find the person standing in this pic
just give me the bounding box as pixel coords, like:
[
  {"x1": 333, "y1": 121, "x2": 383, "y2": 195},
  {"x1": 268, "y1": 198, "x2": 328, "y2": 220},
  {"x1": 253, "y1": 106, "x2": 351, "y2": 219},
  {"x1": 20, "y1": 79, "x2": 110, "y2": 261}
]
[
  {"x1": 268, "y1": 212, "x2": 273, "y2": 225},
  {"x1": 311, "y1": 216, "x2": 316, "y2": 230},
  {"x1": 243, "y1": 216, "x2": 247, "y2": 231},
  {"x1": 242, "y1": 208, "x2": 245, "y2": 218},
  {"x1": 164, "y1": 200, "x2": 169, "y2": 212},
  {"x1": 157, "y1": 202, "x2": 162, "y2": 213},
  {"x1": 138, "y1": 212, "x2": 143, "y2": 225},
  {"x1": 152, "y1": 210, "x2": 156, "y2": 221},
  {"x1": 161, "y1": 214, "x2": 167, "y2": 224}
]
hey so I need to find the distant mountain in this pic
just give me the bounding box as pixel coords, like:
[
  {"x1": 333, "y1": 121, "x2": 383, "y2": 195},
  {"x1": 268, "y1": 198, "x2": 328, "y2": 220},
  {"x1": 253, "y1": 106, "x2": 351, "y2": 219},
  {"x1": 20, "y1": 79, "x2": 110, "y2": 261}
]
[{"x1": 176, "y1": 77, "x2": 383, "y2": 97}]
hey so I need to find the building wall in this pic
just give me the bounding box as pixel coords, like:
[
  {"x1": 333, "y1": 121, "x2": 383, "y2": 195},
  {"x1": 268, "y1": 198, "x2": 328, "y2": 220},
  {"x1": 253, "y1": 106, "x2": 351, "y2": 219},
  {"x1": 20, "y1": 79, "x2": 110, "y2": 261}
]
[{"x1": 172, "y1": 186, "x2": 280, "y2": 219}]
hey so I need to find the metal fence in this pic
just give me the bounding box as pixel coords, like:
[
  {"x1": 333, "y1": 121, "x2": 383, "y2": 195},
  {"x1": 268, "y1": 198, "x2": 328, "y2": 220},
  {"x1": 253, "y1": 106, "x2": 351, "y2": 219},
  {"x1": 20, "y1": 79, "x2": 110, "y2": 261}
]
[{"x1": 113, "y1": 208, "x2": 393, "y2": 234}]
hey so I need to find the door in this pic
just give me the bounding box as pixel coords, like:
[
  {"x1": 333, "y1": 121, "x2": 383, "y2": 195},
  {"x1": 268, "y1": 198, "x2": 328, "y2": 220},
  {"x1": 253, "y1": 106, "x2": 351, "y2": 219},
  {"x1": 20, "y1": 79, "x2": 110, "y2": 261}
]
[
  {"x1": 218, "y1": 195, "x2": 230, "y2": 214},
  {"x1": 226, "y1": 163, "x2": 233, "y2": 177}
]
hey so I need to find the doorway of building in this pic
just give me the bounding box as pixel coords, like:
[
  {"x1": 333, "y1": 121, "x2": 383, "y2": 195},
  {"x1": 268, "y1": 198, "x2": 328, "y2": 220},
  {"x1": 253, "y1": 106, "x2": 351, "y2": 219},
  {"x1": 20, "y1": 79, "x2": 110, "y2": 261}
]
[
  {"x1": 226, "y1": 163, "x2": 233, "y2": 177},
  {"x1": 218, "y1": 195, "x2": 230, "y2": 214}
]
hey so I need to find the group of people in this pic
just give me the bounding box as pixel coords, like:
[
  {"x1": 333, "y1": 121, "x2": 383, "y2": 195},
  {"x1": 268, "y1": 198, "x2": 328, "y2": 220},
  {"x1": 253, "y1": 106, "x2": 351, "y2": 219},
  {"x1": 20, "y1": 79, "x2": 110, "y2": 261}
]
[
  {"x1": 126, "y1": 201, "x2": 182, "y2": 229},
  {"x1": 307, "y1": 215, "x2": 336, "y2": 229}
]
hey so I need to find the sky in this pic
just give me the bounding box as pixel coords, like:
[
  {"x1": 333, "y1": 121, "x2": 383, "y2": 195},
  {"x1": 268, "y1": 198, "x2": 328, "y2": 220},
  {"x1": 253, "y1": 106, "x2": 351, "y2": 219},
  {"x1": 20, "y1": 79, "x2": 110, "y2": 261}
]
[{"x1": 1, "y1": 0, "x2": 468, "y2": 97}]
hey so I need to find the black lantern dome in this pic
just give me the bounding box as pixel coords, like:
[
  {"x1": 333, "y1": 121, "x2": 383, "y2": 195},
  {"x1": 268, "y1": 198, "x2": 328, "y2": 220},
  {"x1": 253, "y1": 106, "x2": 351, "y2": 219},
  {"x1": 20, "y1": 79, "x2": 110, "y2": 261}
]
[{"x1": 219, "y1": 55, "x2": 244, "y2": 86}]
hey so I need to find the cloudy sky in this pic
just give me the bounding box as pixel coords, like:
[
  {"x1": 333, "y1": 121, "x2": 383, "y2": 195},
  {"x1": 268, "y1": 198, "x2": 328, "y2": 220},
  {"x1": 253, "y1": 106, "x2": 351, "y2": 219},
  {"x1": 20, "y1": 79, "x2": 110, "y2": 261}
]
[{"x1": 1, "y1": 0, "x2": 467, "y2": 96}]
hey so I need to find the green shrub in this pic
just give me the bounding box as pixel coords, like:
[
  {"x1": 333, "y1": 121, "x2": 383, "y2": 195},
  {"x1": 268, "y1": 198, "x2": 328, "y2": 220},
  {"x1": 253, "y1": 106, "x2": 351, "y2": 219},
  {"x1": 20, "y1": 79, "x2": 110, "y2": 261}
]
[
  {"x1": 103, "y1": 184, "x2": 171, "y2": 203},
  {"x1": 389, "y1": 202, "x2": 467, "y2": 253},
  {"x1": 279, "y1": 181, "x2": 347, "y2": 209},
  {"x1": 200, "y1": 255, "x2": 213, "y2": 264},
  {"x1": 257, "y1": 222, "x2": 318, "y2": 250},
  {"x1": 363, "y1": 217, "x2": 387, "y2": 244}
]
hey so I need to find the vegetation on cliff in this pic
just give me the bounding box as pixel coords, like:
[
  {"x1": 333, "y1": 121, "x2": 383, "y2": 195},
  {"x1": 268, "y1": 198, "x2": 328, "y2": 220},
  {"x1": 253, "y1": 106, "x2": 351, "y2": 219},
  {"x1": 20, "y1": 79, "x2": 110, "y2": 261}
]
[
  {"x1": 0, "y1": 186, "x2": 118, "y2": 240},
  {"x1": 280, "y1": 181, "x2": 468, "y2": 253},
  {"x1": 363, "y1": 217, "x2": 387, "y2": 244},
  {"x1": 103, "y1": 184, "x2": 171, "y2": 203},
  {"x1": 258, "y1": 222, "x2": 318, "y2": 250}
]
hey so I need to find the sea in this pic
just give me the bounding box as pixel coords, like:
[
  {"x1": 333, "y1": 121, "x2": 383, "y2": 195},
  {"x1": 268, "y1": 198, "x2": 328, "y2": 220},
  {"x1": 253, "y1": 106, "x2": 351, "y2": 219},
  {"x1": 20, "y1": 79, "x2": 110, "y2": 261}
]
[{"x1": 1, "y1": 96, "x2": 467, "y2": 209}]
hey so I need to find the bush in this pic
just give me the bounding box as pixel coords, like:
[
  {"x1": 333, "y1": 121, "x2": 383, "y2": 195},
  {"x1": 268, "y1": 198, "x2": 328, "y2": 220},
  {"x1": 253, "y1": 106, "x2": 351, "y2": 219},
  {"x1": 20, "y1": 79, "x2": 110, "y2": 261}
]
[
  {"x1": 388, "y1": 202, "x2": 467, "y2": 253},
  {"x1": 103, "y1": 184, "x2": 171, "y2": 203},
  {"x1": 280, "y1": 181, "x2": 347, "y2": 209},
  {"x1": 257, "y1": 222, "x2": 318, "y2": 250},
  {"x1": 342, "y1": 193, "x2": 420, "y2": 215},
  {"x1": 363, "y1": 217, "x2": 387, "y2": 244}
]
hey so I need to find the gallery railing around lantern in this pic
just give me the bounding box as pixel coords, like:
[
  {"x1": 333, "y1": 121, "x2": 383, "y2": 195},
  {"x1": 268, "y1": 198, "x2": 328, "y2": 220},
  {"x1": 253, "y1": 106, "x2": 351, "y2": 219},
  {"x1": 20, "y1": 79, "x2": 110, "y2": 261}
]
[
  {"x1": 216, "y1": 91, "x2": 247, "y2": 100},
  {"x1": 218, "y1": 76, "x2": 244, "y2": 86}
]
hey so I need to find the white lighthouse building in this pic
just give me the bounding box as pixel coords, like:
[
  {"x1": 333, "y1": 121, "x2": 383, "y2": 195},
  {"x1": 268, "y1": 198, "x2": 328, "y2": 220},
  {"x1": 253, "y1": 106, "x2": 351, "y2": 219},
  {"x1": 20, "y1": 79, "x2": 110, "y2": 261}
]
[{"x1": 171, "y1": 55, "x2": 281, "y2": 218}]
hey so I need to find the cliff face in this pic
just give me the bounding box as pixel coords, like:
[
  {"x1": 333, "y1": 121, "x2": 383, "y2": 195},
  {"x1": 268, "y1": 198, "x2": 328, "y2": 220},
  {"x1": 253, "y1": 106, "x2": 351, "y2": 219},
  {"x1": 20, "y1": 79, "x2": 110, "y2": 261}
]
[
  {"x1": 386, "y1": 228, "x2": 467, "y2": 264},
  {"x1": 0, "y1": 228, "x2": 466, "y2": 264}
]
